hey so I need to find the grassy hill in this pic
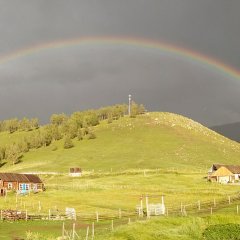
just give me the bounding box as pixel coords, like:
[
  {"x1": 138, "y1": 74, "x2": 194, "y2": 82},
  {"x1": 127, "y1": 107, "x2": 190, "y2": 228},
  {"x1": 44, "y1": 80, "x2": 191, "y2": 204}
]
[{"x1": 0, "y1": 112, "x2": 240, "y2": 173}]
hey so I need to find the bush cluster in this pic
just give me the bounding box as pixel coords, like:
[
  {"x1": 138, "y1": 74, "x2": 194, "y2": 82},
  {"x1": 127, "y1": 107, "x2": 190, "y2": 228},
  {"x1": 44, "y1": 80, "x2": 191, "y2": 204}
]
[{"x1": 203, "y1": 224, "x2": 240, "y2": 240}]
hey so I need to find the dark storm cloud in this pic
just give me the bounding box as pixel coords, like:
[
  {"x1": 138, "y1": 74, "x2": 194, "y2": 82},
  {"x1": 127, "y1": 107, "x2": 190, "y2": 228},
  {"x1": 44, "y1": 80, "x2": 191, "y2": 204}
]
[{"x1": 0, "y1": 0, "x2": 240, "y2": 126}]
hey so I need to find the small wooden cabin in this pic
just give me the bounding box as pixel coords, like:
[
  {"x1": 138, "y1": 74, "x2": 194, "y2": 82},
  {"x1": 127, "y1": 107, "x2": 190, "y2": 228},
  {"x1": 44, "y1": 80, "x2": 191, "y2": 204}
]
[
  {"x1": 0, "y1": 173, "x2": 44, "y2": 195},
  {"x1": 69, "y1": 167, "x2": 82, "y2": 177},
  {"x1": 208, "y1": 164, "x2": 240, "y2": 183}
]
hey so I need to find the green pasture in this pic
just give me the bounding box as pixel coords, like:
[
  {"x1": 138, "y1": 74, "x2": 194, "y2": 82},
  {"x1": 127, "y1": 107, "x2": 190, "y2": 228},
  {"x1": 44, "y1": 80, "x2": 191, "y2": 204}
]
[{"x1": 1, "y1": 171, "x2": 239, "y2": 215}]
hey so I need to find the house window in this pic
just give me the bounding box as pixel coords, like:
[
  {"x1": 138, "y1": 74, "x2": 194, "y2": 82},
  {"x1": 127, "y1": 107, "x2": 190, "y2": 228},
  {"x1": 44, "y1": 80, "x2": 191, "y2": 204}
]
[
  {"x1": 8, "y1": 183, "x2": 13, "y2": 189},
  {"x1": 19, "y1": 183, "x2": 30, "y2": 191}
]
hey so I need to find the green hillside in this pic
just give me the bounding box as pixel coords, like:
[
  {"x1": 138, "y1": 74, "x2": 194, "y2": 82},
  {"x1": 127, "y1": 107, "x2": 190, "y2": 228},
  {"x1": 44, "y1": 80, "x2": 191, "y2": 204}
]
[{"x1": 0, "y1": 112, "x2": 239, "y2": 173}]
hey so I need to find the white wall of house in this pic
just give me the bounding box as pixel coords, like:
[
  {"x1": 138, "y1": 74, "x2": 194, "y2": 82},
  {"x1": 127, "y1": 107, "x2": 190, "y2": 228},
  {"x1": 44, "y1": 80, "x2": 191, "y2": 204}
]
[{"x1": 218, "y1": 176, "x2": 231, "y2": 184}]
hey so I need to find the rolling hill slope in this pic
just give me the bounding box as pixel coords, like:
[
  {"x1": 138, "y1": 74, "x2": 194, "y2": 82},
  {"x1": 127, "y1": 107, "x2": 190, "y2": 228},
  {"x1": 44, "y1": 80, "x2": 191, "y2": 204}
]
[{"x1": 0, "y1": 112, "x2": 240, "y2": 173}]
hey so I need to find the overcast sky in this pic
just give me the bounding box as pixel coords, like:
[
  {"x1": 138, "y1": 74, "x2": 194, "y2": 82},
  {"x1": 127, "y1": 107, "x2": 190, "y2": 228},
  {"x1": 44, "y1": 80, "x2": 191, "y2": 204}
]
[{"x1": 0, "y1": 0, "x2": 240, "y2": 126}]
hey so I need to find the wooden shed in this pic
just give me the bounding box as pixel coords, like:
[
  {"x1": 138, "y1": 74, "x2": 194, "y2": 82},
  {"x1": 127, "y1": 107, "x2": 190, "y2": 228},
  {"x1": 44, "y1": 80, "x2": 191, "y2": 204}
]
[
  {"x1": 0, "y1": 173, "x2": 44, "y2": 195},
  {"x1": 69, "y1": 167, "x2": 82, "y2": 177}
]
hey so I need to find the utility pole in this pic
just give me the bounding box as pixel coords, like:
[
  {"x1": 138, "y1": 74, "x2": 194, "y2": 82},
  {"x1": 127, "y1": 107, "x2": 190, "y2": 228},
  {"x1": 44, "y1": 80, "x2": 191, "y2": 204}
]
[{"x1": 128, "y1": 94, "x2": 132, "y2": 116}]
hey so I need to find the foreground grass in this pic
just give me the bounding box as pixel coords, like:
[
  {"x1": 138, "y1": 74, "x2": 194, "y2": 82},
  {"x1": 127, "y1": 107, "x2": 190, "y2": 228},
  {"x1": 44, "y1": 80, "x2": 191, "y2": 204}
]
[{"x1": 1, "y1": 214, "x2": 240, "y2": 240}]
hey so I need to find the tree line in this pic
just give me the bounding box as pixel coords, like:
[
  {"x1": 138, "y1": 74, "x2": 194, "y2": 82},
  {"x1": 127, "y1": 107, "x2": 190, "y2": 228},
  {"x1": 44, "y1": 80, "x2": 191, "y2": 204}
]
[
  {"x1": 0, "y1": 102, "x2": 145, "y2": 165},
  {"x1": 0, "y1": 118, "x2": 39, "y2": 133}
]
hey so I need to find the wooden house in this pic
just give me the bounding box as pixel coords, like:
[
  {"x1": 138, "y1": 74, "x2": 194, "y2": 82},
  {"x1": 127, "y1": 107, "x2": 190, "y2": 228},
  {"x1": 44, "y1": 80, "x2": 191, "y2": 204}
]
[
  {"x1": 0, "y1": 173, "x2": 44, "y2": 195},
  {"x1": 69, "y1": 167, "x2": 82, "y2": 177},
  {"x1": 208, "y1": 164, "x2": 240, "y2": 183}
]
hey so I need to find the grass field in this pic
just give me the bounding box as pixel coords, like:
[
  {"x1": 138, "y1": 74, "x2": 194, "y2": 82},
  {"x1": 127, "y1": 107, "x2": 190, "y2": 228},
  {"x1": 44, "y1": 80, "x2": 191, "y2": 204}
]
[{"x1": 0, "y1": 112, "x2": 240, "y2": 239}]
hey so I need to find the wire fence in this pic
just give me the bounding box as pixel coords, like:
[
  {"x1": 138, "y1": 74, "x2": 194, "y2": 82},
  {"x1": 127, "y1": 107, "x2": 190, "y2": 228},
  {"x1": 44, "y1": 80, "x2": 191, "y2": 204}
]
[{"x1": 1, "y1": 193, "x2": 240, "y2": 239}]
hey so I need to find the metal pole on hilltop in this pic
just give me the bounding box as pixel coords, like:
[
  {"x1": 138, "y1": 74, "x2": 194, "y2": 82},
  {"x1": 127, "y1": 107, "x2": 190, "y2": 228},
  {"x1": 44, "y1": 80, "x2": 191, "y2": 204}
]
[{"x1": 128, "y1": 94, "x2": 132, "y2": 116}]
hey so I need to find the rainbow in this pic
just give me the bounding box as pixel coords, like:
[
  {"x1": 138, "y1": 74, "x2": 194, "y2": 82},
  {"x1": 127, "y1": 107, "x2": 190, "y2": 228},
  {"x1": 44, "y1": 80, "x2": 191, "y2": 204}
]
[{"x1": 0, "y1": 36, "x2": 239, "y2": 80}]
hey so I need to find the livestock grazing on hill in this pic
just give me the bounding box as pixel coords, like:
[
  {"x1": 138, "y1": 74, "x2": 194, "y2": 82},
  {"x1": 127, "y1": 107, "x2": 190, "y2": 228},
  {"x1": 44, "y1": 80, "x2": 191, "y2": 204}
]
[{"x1": 0, "y1": 173, "x2": 44, "y2": 195}]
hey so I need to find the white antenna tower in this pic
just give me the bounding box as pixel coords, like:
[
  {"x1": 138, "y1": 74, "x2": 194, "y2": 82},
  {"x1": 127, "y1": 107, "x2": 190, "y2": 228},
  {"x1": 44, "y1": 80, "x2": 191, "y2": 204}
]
[{"x1": 128, "y1": 94, "x2": 132, "y2": 116}]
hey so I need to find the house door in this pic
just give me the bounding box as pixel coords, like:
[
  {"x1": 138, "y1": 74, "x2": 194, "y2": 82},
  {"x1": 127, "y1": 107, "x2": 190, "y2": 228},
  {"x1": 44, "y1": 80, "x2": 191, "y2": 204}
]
[
  {"x1": 0, "y1": 189, "x2": 5, "y2": 196},
  {"x1": 20, "y1": 183, "x2": 26, "y2": 193}
]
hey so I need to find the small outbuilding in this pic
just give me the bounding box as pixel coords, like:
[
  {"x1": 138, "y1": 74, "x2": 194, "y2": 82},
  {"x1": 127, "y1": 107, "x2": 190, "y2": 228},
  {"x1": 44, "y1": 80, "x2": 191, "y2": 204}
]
[
  {"x1": 0, "y1": 173, "x2": 44, "y2": 195},
  {"x1": 69, "y1": 167, "x2": 82, "y2": 177},
  {"x1": 208, "y1": 164, "x2": 240, "y2": 184}
]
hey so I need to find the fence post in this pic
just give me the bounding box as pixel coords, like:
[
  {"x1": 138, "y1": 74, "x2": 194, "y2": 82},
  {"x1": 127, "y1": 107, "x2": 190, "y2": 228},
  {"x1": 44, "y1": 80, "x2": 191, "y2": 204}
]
[
  {"x1": 96, "y1": 212, "x2": 99, "y2": 222},
  {"x1": 146, "y1": 195, "x2": 150, "y2": 218},
  {"x1": 213, "y1": 198, "x2": 216, "y2": 207},
  {"x1": 111, "y1": 220, "x2": 114, "y2": 231},
  {"x1": 183, "y1": 206, "x2": 187, "y2": 216},
  {"x1": 140, "y1": 197, "x2": 143, "y2": 217},
  {"x1": 38, "y1": 201, "x2": 41, "y2": 212},
  {"x1": 48, "y1": 209, "x2": 51, "y2": 220},
  {"x1": 25, "y1": 210, "x2": 28, "y2": 221},
  {"x1": 73, "y1": 223, "x2": 76, "y2": 240},
  {"x1": 128, "y1": 218, "x2": 131, "y2": 224},
  {"x1": 198, "y1": 200, "x2": 201, "y2": 210},
  {"x1": 228, "y1": 196, "x2": 231, "y2": 204},
  {"x1": 62, "y1": 222, "x2": 65, "y2": 238},
  {"x1": 86, "y1": 226, "x2": 89, "y2": 240},
  {"x1": 210, "y1": 207, "x2": 213, "y2": 215},
  {"x1": 119, "y1": 209, "x2": 122, "y2": 219},
  {"x1": 92, "y1": 222, "x2": 94, "y2": 239}
]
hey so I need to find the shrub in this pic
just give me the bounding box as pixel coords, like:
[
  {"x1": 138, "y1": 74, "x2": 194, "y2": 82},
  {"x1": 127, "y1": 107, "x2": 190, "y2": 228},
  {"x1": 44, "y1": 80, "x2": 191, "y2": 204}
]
[
  {"x1": 88, "y1": 131, "x2": 96, "y2": 140},
  {"x1": 203, "y1": 224, "x2": 240, "y2": 240},
  {"x1": 63, "y1": 136, "x2": 74, "y2": 149}
]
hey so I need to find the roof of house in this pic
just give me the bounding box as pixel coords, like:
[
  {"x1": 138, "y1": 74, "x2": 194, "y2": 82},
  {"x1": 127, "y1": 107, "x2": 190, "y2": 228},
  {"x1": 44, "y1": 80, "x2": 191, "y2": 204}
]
[
  {"x1": 25, "y1": 174, "x2": 42, "y2": 183},
  {"x1": 211, "y1": 166, "x2": 234, "y2": 177},
  {"x1": 212, "y1": 164, "x2": 240, "y2": 174},
  {"x1": 0, "y1": 173, "x2": 42, "y2": 183}
]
